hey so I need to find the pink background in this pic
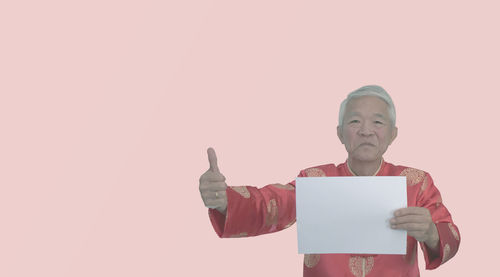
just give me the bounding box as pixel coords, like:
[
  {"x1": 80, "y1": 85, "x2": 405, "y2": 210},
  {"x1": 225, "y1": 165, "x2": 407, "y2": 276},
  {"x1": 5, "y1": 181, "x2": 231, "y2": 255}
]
[{"x1": 0, "y1": 1, "x2": 498, "y2": 276}]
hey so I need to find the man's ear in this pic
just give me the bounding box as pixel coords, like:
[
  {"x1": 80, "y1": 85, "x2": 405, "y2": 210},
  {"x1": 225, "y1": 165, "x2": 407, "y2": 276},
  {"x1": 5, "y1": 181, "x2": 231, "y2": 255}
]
[
  {"x1": 337, "y1": 125, "x2": 344, "y2": 144},
  {"x1": 389, "y1": 126, "x2": 398, "y2": 145}
]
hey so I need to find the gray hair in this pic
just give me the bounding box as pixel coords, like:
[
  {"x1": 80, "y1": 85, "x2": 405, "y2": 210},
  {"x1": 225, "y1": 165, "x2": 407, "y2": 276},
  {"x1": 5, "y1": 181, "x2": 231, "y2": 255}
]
[{"x1": 338, "y1": 85, "x2": 396, "y2": 127}]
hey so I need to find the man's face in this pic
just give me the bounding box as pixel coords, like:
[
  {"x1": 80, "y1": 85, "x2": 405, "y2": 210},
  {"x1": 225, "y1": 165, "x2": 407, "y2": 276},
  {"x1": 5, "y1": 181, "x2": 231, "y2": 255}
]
[{"x1": 337, "y1": 95, "x2": 398, "y2": 162}]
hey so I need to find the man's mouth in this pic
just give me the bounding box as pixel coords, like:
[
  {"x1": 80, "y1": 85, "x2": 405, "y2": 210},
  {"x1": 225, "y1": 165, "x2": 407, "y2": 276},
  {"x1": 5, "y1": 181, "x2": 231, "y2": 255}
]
[{"x1": 359, "y1": 143, "x2": 375, "y2": 147}]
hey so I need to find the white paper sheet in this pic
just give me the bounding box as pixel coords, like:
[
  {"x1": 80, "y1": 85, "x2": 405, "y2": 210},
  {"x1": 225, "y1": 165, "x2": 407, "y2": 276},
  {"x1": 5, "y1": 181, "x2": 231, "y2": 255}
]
[{"x1": 296, "y1": 176, "x2": 407, "y2": 254}]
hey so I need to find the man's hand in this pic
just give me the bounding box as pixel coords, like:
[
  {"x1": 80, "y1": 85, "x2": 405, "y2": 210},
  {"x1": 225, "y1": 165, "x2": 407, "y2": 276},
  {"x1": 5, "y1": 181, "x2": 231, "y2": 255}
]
[
  {"x1": 390, "y1": 207, "x2": 439, "y2": 250},
  {"x1": 199, "y1": 147, "x2": 228, "y2": 214}
]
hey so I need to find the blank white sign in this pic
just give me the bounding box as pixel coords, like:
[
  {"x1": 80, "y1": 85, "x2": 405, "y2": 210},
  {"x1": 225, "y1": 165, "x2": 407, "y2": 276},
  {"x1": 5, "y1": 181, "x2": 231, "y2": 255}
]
[{"x1": 296, "y1": 176, "x2": 407, "y2": 254}]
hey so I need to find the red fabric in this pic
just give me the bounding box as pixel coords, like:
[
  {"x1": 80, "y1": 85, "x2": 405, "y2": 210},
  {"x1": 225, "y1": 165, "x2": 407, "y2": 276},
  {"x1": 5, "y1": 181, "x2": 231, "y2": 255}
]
[{"x1": 208, "y1": 160, "x2": 460, "y2": 276}]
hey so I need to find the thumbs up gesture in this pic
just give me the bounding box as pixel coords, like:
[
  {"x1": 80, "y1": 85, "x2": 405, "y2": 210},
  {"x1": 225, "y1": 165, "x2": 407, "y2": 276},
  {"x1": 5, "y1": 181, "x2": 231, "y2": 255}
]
[{"x1": 199, "y1": 147, "x2": 228, "y2": 214}]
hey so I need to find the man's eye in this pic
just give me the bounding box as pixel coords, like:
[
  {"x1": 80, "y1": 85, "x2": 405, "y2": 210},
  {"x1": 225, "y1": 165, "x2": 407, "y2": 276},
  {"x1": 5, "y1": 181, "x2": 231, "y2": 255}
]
[
  {"x1": 375, "y1": 121, "x2": 383, "y2": 124},
  {"x1": 350, "y1": 120, "x2": 360, "y2": 123}
]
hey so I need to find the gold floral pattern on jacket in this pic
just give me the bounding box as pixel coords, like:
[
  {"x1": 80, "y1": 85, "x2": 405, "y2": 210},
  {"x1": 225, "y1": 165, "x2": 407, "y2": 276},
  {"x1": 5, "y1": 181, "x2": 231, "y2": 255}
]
[
  {"x1": 271, "y1": 183, "x2": 295, "y2": 190},
  {"x1": 230, "y1": 232, "x2": 248, "y2": 238},
  {"x1": 230, "y1": 186, "x2": 250, "y2": 198},
  {"x1": 349, "y1": 256, "x2": 374, "y2": 277},
  {"x1": 265, "y1": 199, "x2": 278, "y2": 227},
  {"x1": 304, "y1": 168, "x2": 326, "y2": 177},
  {"x1": 448, "y1": 223, "x2": 460, "y2": 241},
  {"x1": 399, "y1": 167, "x2": 425, "y2": 186},
  {"x1": 418, "y1": 174, "x2": 429, "y2": 197},
  {"x1": 442, "y1": 243, "x2": 451, "y2": 264},
  {"x1": 435, "y1": 195, "x2": 442, "y2": 208},
  {"x1": 304, "y1": 254, "x2": 320, "y2": 268},
  {"x1": 284, "y1": 218, "x2": 296, "y2": 229}
]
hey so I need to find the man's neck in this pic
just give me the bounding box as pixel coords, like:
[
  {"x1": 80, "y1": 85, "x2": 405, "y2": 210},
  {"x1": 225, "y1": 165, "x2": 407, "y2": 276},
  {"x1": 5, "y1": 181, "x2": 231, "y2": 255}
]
[{"x1": 347, "y1": 157, "x2": 383, "y2": 176}]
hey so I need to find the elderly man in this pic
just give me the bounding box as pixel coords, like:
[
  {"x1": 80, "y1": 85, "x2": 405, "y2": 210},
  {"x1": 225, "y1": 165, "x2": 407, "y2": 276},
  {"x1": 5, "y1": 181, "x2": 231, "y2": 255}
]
[{"x1": 199, "y1": 85, "x2": 460, "y2": 277}]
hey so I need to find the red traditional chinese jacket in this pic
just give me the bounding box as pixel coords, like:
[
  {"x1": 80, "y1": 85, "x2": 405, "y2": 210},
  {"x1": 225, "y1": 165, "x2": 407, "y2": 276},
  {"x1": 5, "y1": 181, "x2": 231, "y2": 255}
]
[{"x1": 208, "y1": 160, "x2": 460, "y2": 277}]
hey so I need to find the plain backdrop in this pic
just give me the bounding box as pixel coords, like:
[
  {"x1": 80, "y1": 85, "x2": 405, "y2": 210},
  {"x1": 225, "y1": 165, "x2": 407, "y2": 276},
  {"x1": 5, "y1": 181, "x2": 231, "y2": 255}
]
[{"x1": 1, "y1": 1, "x2": 498, "y2": 276}]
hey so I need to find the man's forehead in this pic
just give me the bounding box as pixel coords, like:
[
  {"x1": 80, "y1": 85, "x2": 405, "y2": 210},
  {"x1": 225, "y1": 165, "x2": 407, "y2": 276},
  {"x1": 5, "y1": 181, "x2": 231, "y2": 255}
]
[{"x1": 346, "y1": 111, "x2": 388, "y2": 118}]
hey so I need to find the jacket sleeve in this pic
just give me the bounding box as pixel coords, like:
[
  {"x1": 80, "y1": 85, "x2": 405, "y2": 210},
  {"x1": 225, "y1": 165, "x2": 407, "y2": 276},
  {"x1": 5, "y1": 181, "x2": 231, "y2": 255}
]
[
  {"x1": 417, "y1": 172, "x2": 461, "y2": 269},
  {"x1": 207, "y1": 170, "x2": 306, "y2": 238}
]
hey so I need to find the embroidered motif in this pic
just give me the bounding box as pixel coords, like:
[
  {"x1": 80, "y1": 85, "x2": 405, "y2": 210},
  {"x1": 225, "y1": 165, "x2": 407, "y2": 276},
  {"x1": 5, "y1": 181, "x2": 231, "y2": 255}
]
[
  {"x1": 304, "y1": 254, "x2": 320, "y2": 268},
  {"x1": 265, "y1": 199, "x2": 278, "y2": 227},
  {"x1": 271, "y1": 183, "x2": 295, "y2": 190},
  {"x1": 399, "y1": 168, "x2": 425, "y2": 186},
  {"x1": 304, "y1": 168, "x2": 326, "y2": 177},
  {"x1": 230, "y1": 186, "x2": 250, "y2": 198},
  {"x1": 418, "y1": 175, "x2": 429, "y2": 197},
  {"x1": 230, "y1": 232, "x2": 248, "y2": 238},
  {"x1": 435, "y1": 194, "x2": 442, "y2": 208},
  {"x1": 284, "y1": 219, "x2": 296, "y2": 229},
  {"x1": 349, "y1": 256, "x2": 374, "y2": 277},
  {"x1": 442, "y1": 244, "x2": 451, "y2": 264},
  {"x1": 448, "y1": 223, "x2": 460, "y2": 241}
]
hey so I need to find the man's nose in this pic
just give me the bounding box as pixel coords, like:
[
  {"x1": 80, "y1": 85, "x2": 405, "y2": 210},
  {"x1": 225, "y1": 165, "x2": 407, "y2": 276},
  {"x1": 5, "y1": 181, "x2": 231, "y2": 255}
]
[{"x1": 358, "y1": 122, "x2": 374, "y2": 136}]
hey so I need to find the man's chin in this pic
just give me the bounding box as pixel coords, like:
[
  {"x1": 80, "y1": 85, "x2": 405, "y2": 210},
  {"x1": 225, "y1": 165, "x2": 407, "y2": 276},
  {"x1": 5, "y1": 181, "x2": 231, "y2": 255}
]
[{"x1": 351, "y1": 154, "x2": 380, "y2": 163}]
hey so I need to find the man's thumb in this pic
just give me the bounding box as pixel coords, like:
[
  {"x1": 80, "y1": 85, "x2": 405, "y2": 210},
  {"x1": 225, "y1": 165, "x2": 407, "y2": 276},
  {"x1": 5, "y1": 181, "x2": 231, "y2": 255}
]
[{"x1": 207, "y1": 147, "x2": 220, "y2": 173}]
